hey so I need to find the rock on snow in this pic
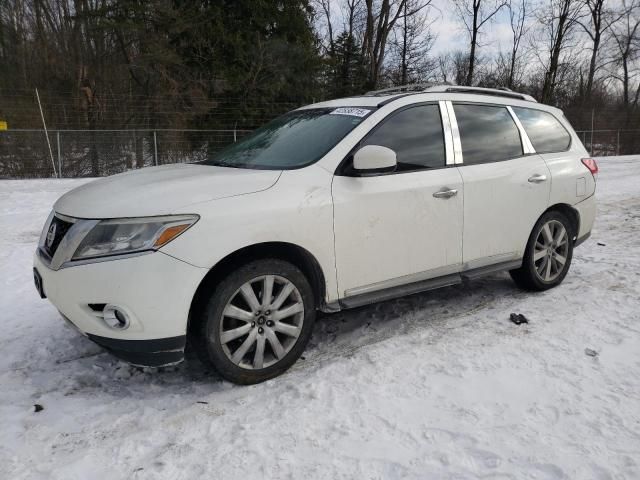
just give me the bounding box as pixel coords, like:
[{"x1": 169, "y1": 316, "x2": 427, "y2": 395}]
[{"x1": 1, "y1": 157, "x2": 639, "y2": 479}]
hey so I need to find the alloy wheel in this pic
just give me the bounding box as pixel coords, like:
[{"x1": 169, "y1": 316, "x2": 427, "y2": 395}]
[
  {"x1": 218, "y1": 275, "x2": 304, "y2": 370},
  {"x1": 533, "y1": 219, "x2": 570, "y2": 282}
]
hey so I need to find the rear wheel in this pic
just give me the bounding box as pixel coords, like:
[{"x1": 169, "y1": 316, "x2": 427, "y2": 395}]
[
  {"x1": 510, "y1": 211, "x2": 574, "y2": 291},
  {"x1": 195, "y1": 259, "x2": 315, "y2": 384}
]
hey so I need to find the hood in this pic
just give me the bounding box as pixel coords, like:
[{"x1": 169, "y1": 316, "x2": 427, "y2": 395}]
[{"x1": 54, "y1": 163, "x2": 281, "y2": 218}]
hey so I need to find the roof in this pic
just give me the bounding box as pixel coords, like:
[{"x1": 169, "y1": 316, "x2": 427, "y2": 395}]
[{"x1": 300, "y1": 84, "x2": 540, "y2": 110}]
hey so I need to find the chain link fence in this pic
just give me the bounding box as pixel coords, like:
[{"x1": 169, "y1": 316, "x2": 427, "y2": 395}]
[
  {"x1": 0, "y1": 129, "x2": 250, "y2": 178},
  {"x1": 1, "y1": 127, "x2": 639, "y2": 179},
  {"x1": 575, "y1": 129, "x2": 640, "y2": 157}
]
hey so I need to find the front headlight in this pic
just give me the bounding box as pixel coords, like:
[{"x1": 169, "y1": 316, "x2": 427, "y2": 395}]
[{"x1": 72, "y1": 215, "x2": 199, "y2": 260}]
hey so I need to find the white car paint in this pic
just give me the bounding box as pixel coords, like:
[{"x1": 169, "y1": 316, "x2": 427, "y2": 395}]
[
  {"x1": 34, "y1": 249, "x2": 207, "y2": 340},
  {"x1": 54, "y1": 163, "x2": 281, "y2": 218},
  {"x1": 34, "y1": 88, "x2": 596, "y2": 361},
  {"x1": 457, "y1": 155, "x2": 552, "y2": 265},
  {"x1": 332, "y1": 167, "x2": 464, "y2": 296}
]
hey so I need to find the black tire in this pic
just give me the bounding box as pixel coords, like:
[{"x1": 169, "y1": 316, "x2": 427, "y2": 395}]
[
  {"x1": 194, "y1": 259, "x2": 316, "y2": 385},
  {"x1": 510, "y1": 210, "x2": 575, "y2": 291}
]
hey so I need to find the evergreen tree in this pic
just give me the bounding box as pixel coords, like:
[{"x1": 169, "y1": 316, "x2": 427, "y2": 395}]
[{"x1": 325, "y1": 31, "x2": 368, "y2": 97}]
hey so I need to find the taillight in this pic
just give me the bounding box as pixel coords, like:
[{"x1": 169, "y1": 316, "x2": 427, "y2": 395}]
[{"x1": 581, "y1": 158, "x2": 598, "y2": 176}]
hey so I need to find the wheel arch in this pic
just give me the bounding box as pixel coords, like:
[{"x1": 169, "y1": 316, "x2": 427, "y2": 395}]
[
  {"x1": 543, "y1": 203, "x2": 580, "y2": 241},
  {"x1": 187, "y1": 242, "x2": 328, "y2": 338}
]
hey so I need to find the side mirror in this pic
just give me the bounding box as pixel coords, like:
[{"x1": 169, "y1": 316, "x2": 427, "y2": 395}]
[{"x1": 353, "y1": 145, "x2": 397, "y2": 173}]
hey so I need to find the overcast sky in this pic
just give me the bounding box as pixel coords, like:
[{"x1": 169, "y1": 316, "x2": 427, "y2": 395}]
[
  {"x1": 317, "y1": 0, "x2": 603, "y2": 72},
  {"x1": 317, "y1": 0, "x2": 532, "y2": 58},
  {"x1": 428, "y1": 0, "x2": 523, "y2": 56}
]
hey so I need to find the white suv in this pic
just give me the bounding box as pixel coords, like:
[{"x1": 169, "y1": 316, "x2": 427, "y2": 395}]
[{"x1": 34, "y1": 85, "x2": 597, "y2": 384}]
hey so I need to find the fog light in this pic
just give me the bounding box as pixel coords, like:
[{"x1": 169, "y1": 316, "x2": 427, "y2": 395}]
[{"x1": 103, "y1": 304, "x2": 130, "y2": 330}]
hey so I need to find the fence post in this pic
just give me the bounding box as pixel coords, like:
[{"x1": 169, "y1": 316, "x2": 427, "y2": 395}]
[
  {"x1": 617, "y1": 130, "x2": 620, "y2": 156},
  {"x1": 590, "y1": 109, "x2": 594, "y2": 156},
  {"x1": 233, "y1": 126, "x2": 237, "y2": 143},
  {"x1": 153, "y1": 130, "x2": 158, "y2": 166},
  {"x1": 56, "y1": 131, "x2": 62, "y2": 177}
]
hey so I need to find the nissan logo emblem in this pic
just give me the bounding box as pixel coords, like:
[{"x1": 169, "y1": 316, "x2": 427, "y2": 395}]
[{"x1": 46, "y1": 223, "x2": 57, "y2": 247}]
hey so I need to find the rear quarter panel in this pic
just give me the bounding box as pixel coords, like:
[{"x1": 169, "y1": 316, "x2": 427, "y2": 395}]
[{"x1": 542, "y1": 113, "x2": 596, "y2": 237}]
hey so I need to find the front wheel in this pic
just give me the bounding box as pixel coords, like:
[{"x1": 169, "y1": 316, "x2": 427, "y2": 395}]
[
  {"x1": 196, "y1": 259, "x2": 316, "y2": 384},
  {"x1": 510, "y1": 211, "x2": 574, "y2": 291}
]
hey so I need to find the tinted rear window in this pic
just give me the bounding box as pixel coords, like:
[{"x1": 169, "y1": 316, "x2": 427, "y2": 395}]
[
  {"x1": 453, "y1": 104, "x2": 523, "y2": 165},
  {"x1": 512, "y1": 107, "x2": 571, "y2": 153}
]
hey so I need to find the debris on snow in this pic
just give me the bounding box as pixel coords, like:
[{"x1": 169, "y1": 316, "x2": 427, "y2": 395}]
[
  {"x1": 509, "y1": 313, "x2": 529, "y2": 325},
  {"x1": 585, "y1": 348, "x2": 599, "y2": 357},
  {"x1": 33, "y1": 404, "x2": 43, "y2": 413}
]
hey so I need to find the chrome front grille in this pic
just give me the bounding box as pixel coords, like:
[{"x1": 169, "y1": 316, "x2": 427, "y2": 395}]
[
  {"x1": 37, "y1": 212, "x2": 100, "y2": 270},
  {"x1": 42, "y1": 215, "x2": 74, "y2": 257}
]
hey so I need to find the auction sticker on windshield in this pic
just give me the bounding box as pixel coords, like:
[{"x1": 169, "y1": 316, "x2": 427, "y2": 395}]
[{"x1": 330, "y1": 107, "x2": 371, "y2": 117}]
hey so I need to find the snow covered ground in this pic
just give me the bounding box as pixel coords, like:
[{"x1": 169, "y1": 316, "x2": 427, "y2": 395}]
[{"x1": 1, "y1": 157, "x2": 639, "y2": 480}]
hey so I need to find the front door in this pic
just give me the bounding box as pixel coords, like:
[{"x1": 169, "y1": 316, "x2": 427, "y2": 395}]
[{"x1": 332, "y1": 103, "x2": 464, "y2": 299}]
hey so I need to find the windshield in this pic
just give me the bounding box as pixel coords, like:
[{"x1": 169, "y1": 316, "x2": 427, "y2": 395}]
[{"x1": 201, "y1": 107, "x2": 373, "y2": 169}]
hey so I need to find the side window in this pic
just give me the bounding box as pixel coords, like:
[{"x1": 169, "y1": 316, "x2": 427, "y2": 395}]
[
  {"x1": 362, "y1": 104, "x2": 446, "y2": 171},
  {"x1": 512, "y1": 107, "x2": 571, "y2": 153},
  {"x1": 453, "y1": 104, "x2": 523, "y2": 165}
]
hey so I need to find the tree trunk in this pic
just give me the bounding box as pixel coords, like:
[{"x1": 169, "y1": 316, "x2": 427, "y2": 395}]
[
  {"x1": 508, "y1": 48, "x2": 516, "y2": 89},
  {"x1": 466, "y1": 0, "x2": 480, "y2": 86},
  {"x1": 541, "y1": 26, "x2": 565, "y2": 103},
  {"x1": 401, "y1": 2, "x2": 408, "y2": 84},
  {"x1": 585, "y1": 30, "x2": 600, "y2": 99}
]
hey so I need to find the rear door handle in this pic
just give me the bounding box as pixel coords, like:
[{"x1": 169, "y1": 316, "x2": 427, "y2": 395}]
[
  {"x1": 528, "y1": 174, "x2": 547, "y2": 183},
  {"x1": 433, "y1": 188, "x2": 458, "y2": 199}
]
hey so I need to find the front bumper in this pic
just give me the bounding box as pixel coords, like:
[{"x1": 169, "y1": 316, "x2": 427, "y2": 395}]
[
  {"x1": 87, "y1": 332, "x2": 186, "y2": 367},
  {"x1": 34, "y1": 249, "x2": 208, "y2": 367}
]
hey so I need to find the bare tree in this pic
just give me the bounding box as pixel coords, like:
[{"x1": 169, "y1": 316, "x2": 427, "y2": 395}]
[
  {"x1": 315, "y1": 0, "x2": 336, "y2": 55},
  {"x1": 452, "y1": 0, "x2": 507, "y2": 86},
  {"x1": 577, "y1": 0, "x2": 622, "y2": 100},
  {"x1": 361, "y1": 0, "x2": 429, "y2": 89},
  {"x1": 341, "y1": 0, "x2": 365, "y2": 37},
  {"x1": 608, "y1": 0, "x2": 640, "y2": 126},
  {"x1": 538, "y1": 0, "x2": 585, "y2": 103},
  {"x1": 386, "y1": 0, "x2": 436, "y2": 85},
  {"x1": 504, "y1": 0, "x2": 531, "y2": 88},
  {"x1": 437, "y1": 50, "x2": 471, "y2": 84}
]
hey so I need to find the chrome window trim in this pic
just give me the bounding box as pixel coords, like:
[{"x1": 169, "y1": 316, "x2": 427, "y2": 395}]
[
  {"x1": 507, "y1": 105, "x2": 536, "y2": 154},
  {"x1": 444, "y1": 101, "x2": 463, "y2": 164},
  {"x1": 439, "y1": 101, "x2": 455, "y2": 166}
]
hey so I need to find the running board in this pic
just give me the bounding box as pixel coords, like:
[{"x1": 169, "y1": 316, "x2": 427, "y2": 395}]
[
  {"x1": 459, "y1": 260, "x2": 522, "y2": 280},
  {"x1": 338, "y1": 260, "x2": 522, "y2": 310}
]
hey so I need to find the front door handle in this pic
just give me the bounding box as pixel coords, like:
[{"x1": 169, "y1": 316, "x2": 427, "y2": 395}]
[
  {"x1": 528, "y1": 174, "x2": 548, "y2": 183},
  {"x1": 433, "y1": 188, "x2": 458, "y2": 199}
]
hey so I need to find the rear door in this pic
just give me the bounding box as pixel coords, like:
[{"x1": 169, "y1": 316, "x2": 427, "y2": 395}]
[{"x1": 451, "y1": 102, "x2": 551, "y2": 268}]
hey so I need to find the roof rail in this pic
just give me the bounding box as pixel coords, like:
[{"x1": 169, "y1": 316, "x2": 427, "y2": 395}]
[
  {"x1": 364, "y1": 83, "x2": 536, "y2": 102},
  {"x1": 424, "y1": 85, "x2": 537, "y2": 102},
  {"x1": 364, "y1": 82, "x2": 451, "y2": 96}
]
